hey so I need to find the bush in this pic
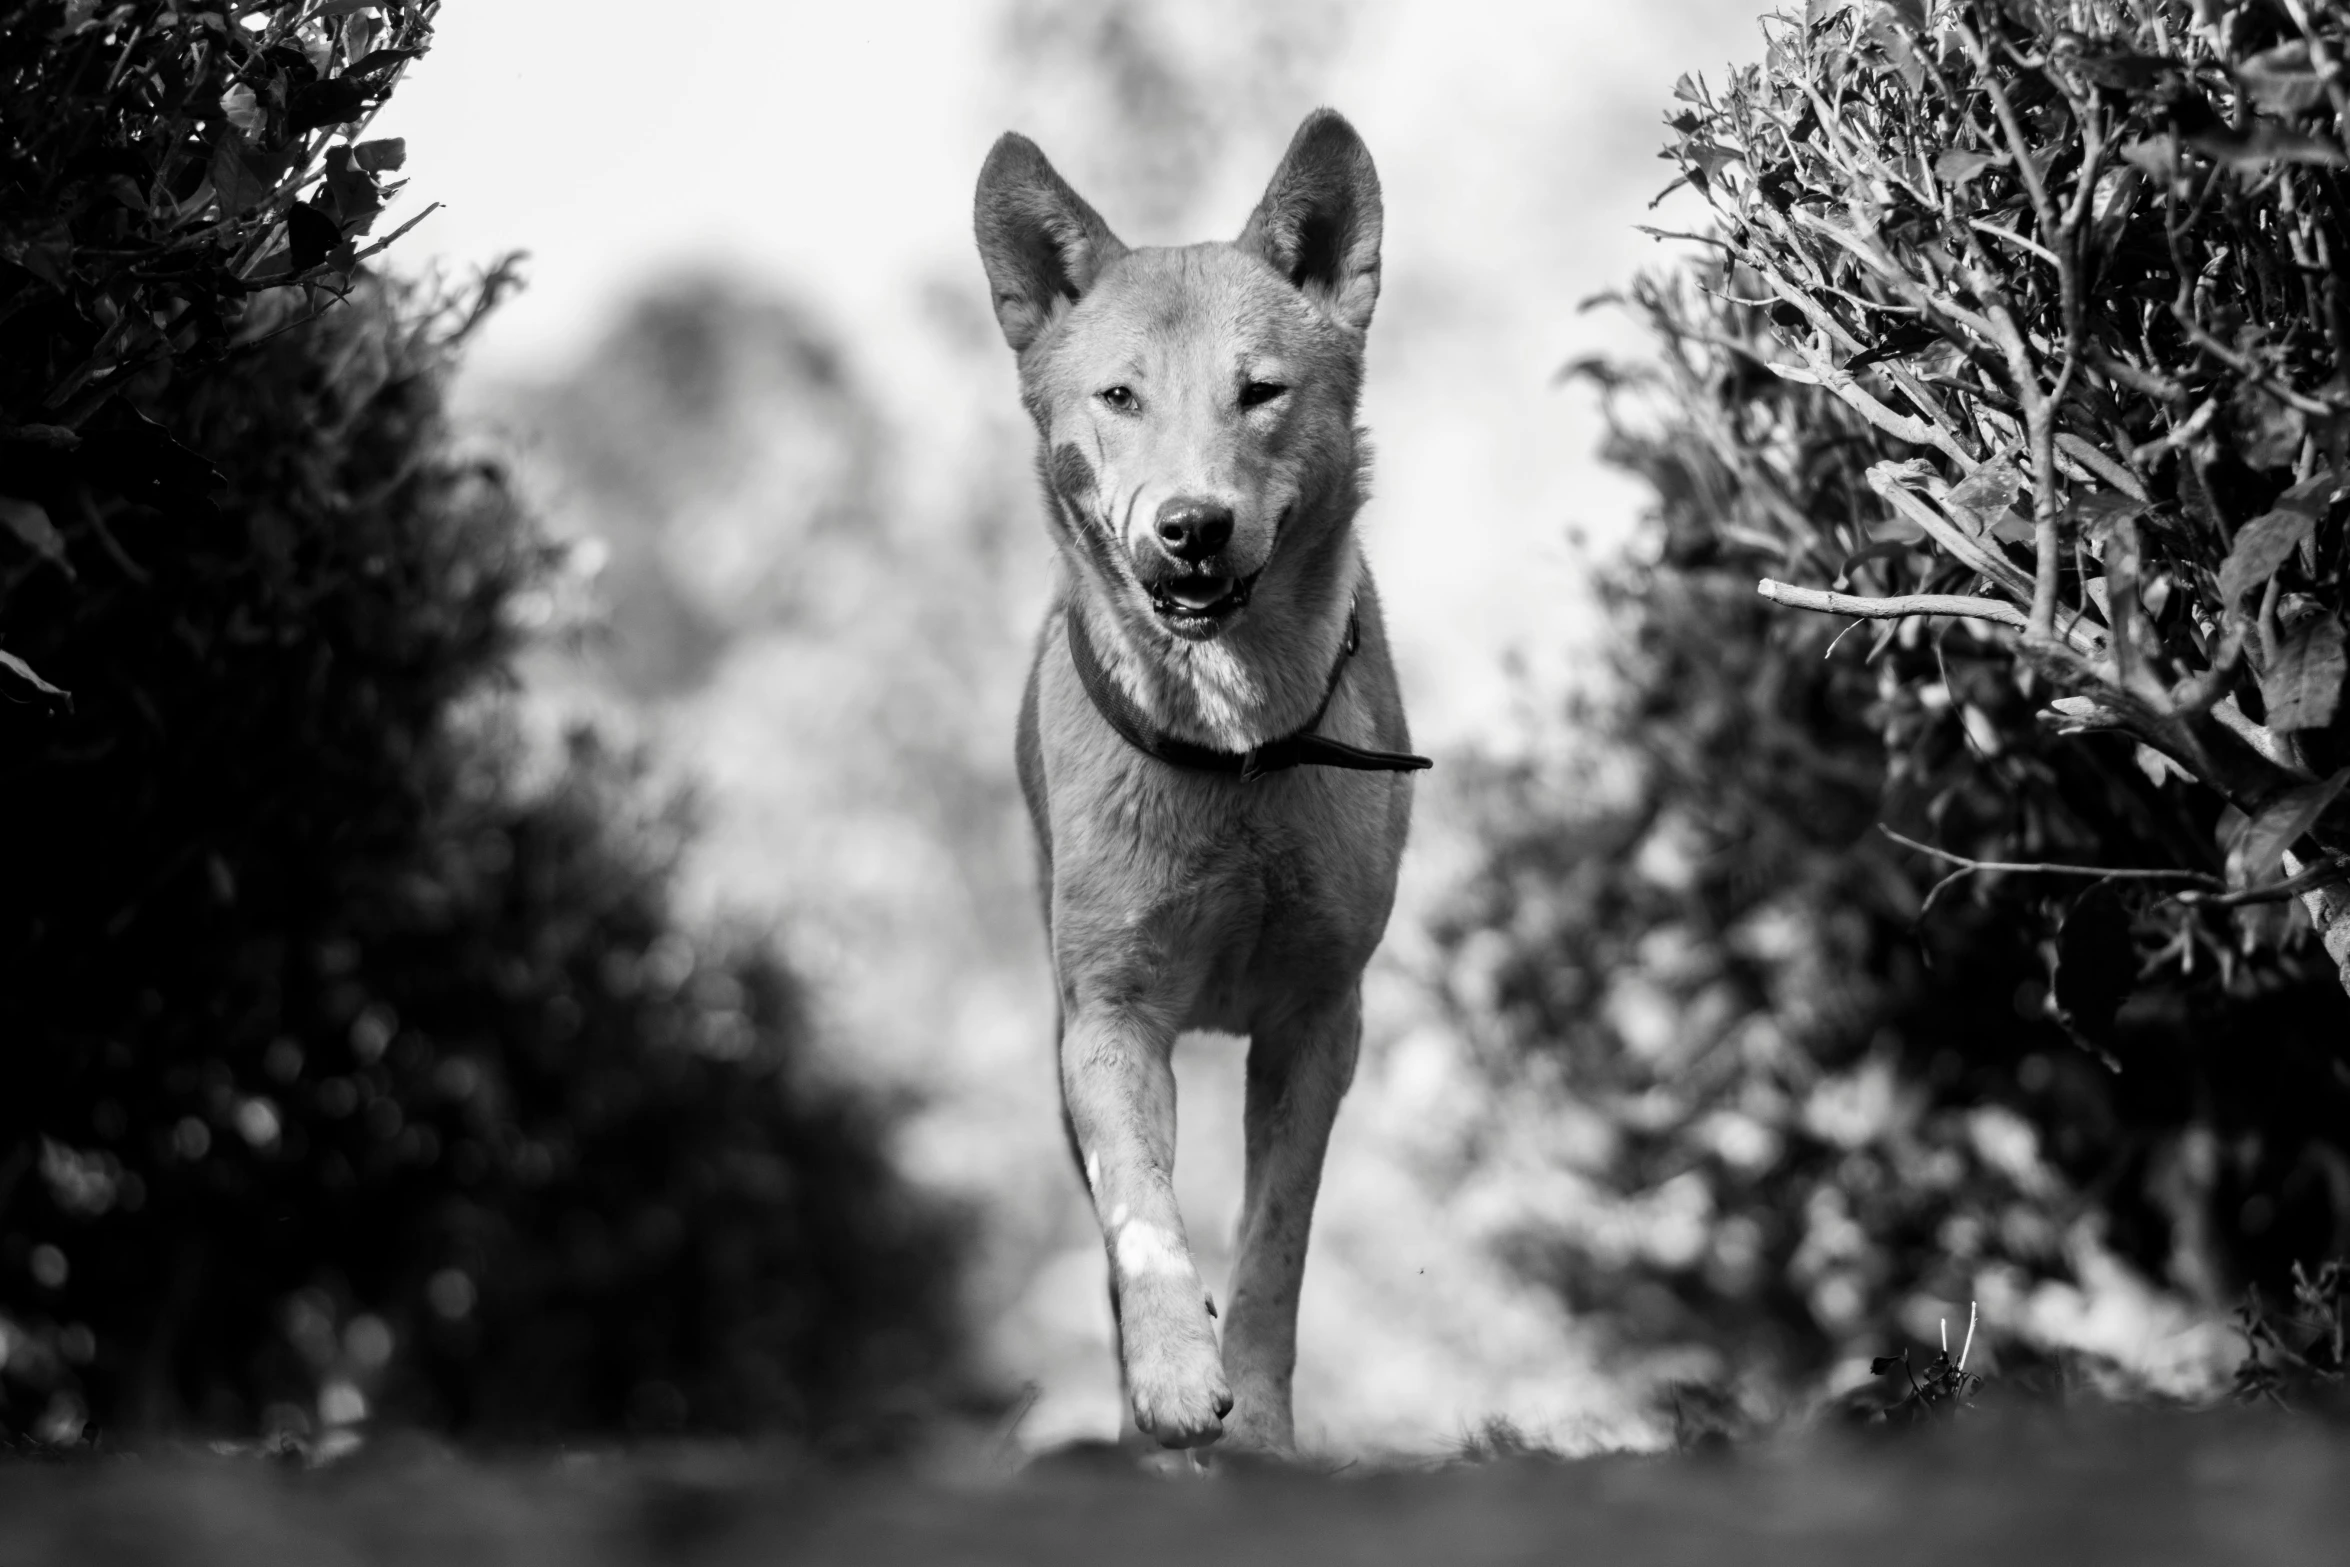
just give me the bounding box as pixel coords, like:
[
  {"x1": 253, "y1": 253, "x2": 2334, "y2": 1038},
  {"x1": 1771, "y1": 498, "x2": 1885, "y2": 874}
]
[
  {"x1": 4, "y1": 0, "x2": 435, "y2": 701},
  {"x1": 1657, "y1": 0, "x2": 2350, "y2": 995},
  {"x1": 0, "y1": 268, "x2": 961, "y2": 1448},
  {"x1": 1, "y1": 3, "x2": 961, "y2": 1448},
  {"x1": 1435, "y1": 0, "x2": 2350, "y2": 1396}
]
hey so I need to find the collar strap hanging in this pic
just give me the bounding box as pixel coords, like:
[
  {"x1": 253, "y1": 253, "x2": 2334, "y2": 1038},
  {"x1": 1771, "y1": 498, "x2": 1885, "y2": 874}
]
[{"x1": 1063, "y1": 601, "x2": 1433, "y2": 780}]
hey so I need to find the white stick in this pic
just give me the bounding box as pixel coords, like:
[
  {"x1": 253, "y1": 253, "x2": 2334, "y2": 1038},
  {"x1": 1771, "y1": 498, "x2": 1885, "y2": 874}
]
[{"x1": 1959, "y1": 1301, "x2": 1979, "y2": 1371}]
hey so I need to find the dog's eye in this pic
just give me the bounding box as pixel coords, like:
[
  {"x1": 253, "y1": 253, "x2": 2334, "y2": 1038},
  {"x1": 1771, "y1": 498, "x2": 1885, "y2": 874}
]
[
  {"x1": 1239, "y1": 382, "x2": 1288, "y2": 410},
  {"x1": 1099, "y1": 385, "x2": 1138, "y2": 412}
]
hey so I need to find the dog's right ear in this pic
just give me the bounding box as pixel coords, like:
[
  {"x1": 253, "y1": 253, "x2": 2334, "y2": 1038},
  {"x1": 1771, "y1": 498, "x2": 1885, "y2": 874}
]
[{"x1": 974, "y1": 134, "x2": 1127, "y2": 355}]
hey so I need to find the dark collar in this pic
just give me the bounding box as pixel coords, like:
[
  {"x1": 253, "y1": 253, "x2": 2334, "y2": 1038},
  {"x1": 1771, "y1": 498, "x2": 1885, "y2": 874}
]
[{"x1": 1063, "y1": 599, "x2": 1433, "y2": 780}]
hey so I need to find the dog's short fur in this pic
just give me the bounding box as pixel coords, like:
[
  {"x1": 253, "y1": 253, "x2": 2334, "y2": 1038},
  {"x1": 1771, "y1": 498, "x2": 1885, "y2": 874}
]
[{"x1": 975, "y1": 110, "x2": 1415, "y2": 1452}]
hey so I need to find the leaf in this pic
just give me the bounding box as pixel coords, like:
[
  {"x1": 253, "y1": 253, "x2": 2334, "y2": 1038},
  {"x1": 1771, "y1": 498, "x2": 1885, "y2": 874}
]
[
  {"x1": 2228, "y1": 769, "x2": 2350, "y2": 890},
  {"x1": 1870, "y1": 1354, "x2": 1904, "y2": 1375},
  {"x1": 311, "y1": 0, "x2": 380, "y2": 18},
  {"x1": 287, "y1": 201, "x2": 343, "y2": 273},
  {"x1": 2273, "y1": 472, "x2": 2337, "y2": 520},
  {"x1": 2239, "y1": 42, "x2": 2331, "y2": 117},
  {"x1": 1837, "y1": 539, "x2": 1913, "y2": 587},
  {"x1": 0, "y1": 495, "x2": 69, "y2": 573},
  {"x1": 286, "y1": 77, "x2": 371, "y2": 133},
  {"x1": 1934, "y1": 148, "x2": 2001, "y2": 185},
  {"x1": 2133, "y1": 745, "x2": 2191, "y2": 788},
  {"x1": 2053, "y1": 884, "x2": 2134, "y2": 1044},
  {"x1": 2217, "y1": 507, "x2": 2316, "y2": 605},
  {"x1": 1863, "y1": 11, "x2": 1924, "y2": 92},
  {"x1": 4, "y1": 226, "x2": 72, "y2": 289},
  {"x1": 319, "y1": 145, "x2": 382, "y2": 230},
  {"x1": 2227, "y1": 386, "x2": 2307, "y2": 473},
  {"x1": 0, "y1": 647, "x2": 70, "y2": 712},
  {"x1": 2121, "y1": 136, "x2": 2181, "y2": 179},
  {"x1": 2070, "y1": 490, "x2": 2146, "y2": 540},
  {"x1": 2261, "y1": 616, "x2": 2346, "y2": 732},
  {"x1": 352, "y1": 136, "x2": 406, "y2": 174},
  {"x1": 2073, "y1": 52, "x2": 2183, "y2": 93},
  {"x1": 262, "y1": 43, "x2": 320, "y2": 88},
  {"x1": 1943, "y1": 457, "x2": 2024, "y2": 535},
  {"x1": 2188, "y1": 122, "x2": 2349, "y2": 169},
  {"x1": 1681, "y1": 142, "x2": 1742, "y2": 191},
  {"x1": 1988, "y1": 508, "x2": 2034, "y2": 545},
  {"x1": 2046, "y1": 694, "x2": 2108, "y2": 734},
  {"x1": 1845, "y1": 321, "x2": 1938, "y2": 370},
  {"x1": 0, "y1": 424, "x2": 78, "y2": 452},
  {"x1": 208, "y1": 137, "x2": 281, "y2": 214},
  {"x1": 219, "y1": 81, "x2": 263, "y2": 138}
]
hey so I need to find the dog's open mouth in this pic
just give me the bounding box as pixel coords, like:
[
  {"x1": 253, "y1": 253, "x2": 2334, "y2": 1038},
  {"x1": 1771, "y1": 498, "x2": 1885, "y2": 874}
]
[{"x1": 1149, "y1": 571, "x2": 1257, "y2": 635}]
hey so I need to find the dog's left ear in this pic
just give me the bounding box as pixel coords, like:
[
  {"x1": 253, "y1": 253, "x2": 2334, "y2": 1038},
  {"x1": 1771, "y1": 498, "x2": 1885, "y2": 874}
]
[{"x1": 1238, "y1": 109, "x2": 1382, "y2": 334}]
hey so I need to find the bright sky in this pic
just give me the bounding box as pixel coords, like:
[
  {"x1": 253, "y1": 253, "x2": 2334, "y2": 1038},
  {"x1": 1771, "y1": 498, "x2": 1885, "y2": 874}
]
[{"x1": 375, "y1": 0, "x2": 1775, "y2": 747}]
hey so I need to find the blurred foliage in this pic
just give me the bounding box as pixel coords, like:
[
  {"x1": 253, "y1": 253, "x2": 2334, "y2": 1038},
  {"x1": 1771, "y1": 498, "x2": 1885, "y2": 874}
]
[
  {"x1": 1000, "y1": 0, "x2": 1347, "y2": 232},
  {"x1": 1, "y1": 4, "x2": 960, "y2": 1452},
  {"x1": 1439, "y1": 0, "x2": 2350, "y2": 1398},
  {"x1": 489, "y1": 275, "x2": 1052, "y2": 1092}
]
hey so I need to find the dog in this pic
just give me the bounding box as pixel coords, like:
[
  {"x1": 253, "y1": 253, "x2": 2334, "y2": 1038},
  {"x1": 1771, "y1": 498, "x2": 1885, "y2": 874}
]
[{"x1": 973, "y1": 108, "x2": 1427, "y2": 1453}]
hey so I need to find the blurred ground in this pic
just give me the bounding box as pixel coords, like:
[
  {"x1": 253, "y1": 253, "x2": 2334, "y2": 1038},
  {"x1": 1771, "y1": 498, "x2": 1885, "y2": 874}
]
[{"x1": 7, "y1": 1408, "x2": 2345, "y2": 1565}]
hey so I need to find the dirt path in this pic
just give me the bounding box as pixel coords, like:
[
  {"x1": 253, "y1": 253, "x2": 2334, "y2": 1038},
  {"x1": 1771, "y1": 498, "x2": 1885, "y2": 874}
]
[{"x1": 3, "y1": 1407, "x2": 2342, "y2": 1565}]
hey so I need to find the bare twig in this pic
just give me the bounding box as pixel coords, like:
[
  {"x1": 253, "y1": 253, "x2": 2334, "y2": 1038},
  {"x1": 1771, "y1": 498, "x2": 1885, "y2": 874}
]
[
  {"x1": 2057, "y1": 433, "x2": 2148, "y2": 502},
  {"x1": 1757, "y1": 579, "x2": 2030, "y2": 630},
  {"x1": 1766, "y1": 344, "x2": 1980, "y2": 468},
  {"x1": 1967, "y1": 216, "x2": 2062, "y2": 268},
  {"x1": 1864, "y1": 465, "x2": 2115, "y2": 661},
  {"x1": 2171, "y1": 857, "x2": 2350, "y2": 908},
  {"x1": 1879, "y1": 824, "x2": 2220, "y2": 888}
]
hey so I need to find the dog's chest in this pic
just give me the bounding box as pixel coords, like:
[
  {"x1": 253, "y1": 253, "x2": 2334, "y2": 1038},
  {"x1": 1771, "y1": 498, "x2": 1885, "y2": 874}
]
[{"x1": 1053, "y1": 757, "x2": 1390, "y2": 1021}]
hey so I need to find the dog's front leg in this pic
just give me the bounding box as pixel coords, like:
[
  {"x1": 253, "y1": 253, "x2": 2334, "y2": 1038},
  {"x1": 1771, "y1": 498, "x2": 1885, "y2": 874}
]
[
  {"x1": 1061, "y1": 1004, "x2": 1231, "y2": 1448},
  {"x1": 1221, "y1": 986, "x2": 1361, "y2": 1452}
]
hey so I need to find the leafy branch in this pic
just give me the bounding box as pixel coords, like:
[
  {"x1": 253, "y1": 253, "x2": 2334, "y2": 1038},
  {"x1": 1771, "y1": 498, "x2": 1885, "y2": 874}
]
[{"x1": 1649, "y1": 0, "x2": 2350, "y2": 998}]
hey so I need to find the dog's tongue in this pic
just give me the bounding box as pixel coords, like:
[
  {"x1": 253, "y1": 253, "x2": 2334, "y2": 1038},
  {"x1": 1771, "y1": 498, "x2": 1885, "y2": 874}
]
[{"x1": 1165, "y1": 577, "x2": 1230, "y2": 610}]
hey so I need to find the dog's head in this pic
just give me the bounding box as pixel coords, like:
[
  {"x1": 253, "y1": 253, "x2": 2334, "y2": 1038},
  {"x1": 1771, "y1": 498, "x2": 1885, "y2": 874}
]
[{"x1": 974, "y1": 110, "x2": 1381, "y2": 642}]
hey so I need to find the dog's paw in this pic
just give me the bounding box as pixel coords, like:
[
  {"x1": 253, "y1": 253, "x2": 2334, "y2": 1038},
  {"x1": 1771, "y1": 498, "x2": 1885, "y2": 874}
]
[{"x1": 1127, "y1": 1326, "x2": 1232, "y2": 1449}]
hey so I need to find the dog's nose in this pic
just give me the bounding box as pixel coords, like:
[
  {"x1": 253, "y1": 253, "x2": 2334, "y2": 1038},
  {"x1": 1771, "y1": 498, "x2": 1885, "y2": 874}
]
[{"x1": 1155, "y1": 497, "x2": 1234, "y2": 563}]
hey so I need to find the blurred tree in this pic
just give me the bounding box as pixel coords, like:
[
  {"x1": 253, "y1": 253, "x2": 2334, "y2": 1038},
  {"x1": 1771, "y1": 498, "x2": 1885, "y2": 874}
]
[
  {"x1": 997, "y1": 0, "x2": 1349, "y2": 233},
  {"x1": 490, "y1": 277, "x2": 1046, "y2": 1081},
  {"x1": 504, "y1": 277, "x2": 885, "y2": 698}
]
